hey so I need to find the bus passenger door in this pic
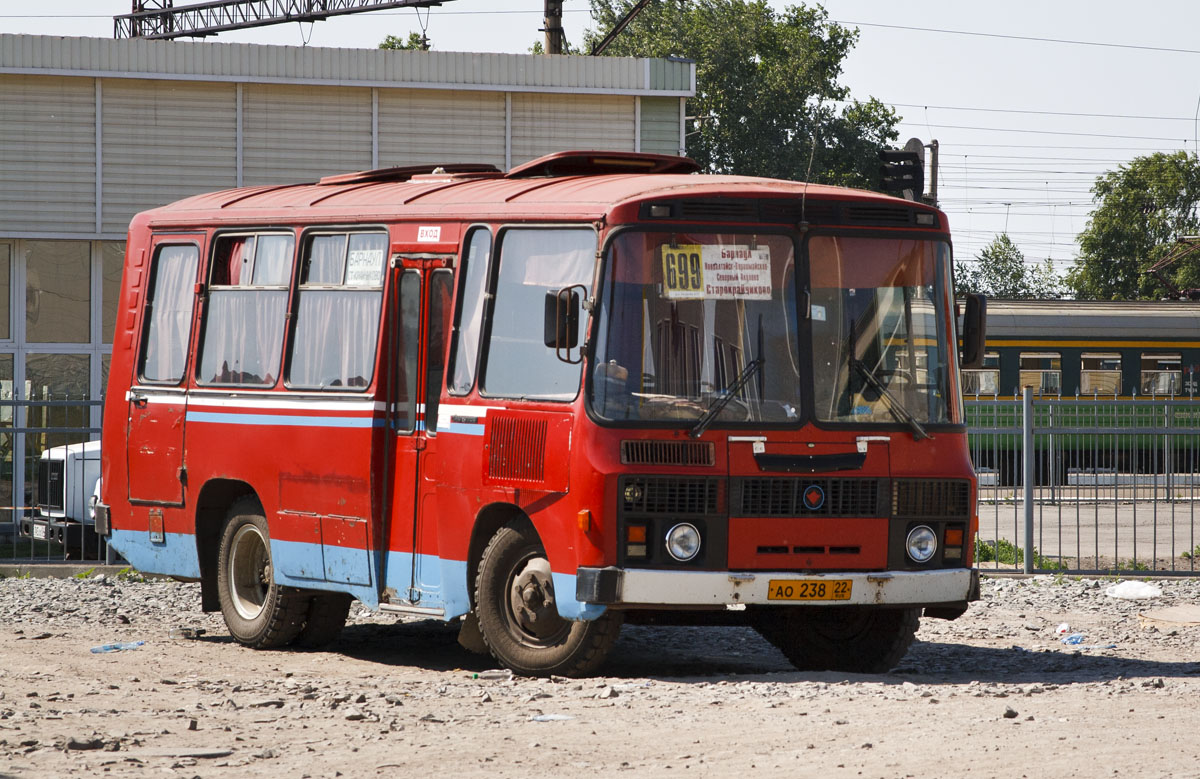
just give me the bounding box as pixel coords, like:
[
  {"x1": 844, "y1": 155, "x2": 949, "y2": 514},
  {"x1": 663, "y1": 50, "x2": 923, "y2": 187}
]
[
  {"x1": 126, "y1": 237, "x2": 202, "y2": 506},
  {"x1": 385, "y1": 260, "x2": 453, "y2": 607}
]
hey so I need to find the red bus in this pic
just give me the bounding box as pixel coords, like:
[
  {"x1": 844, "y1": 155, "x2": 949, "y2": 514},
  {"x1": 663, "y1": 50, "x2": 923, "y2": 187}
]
[{"x1": 97, "y1": 151, "x2": 986, "y2": 676}]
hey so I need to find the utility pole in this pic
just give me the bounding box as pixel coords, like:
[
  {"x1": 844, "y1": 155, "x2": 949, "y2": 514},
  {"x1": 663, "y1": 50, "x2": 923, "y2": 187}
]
[{"x1": 543, "y1": 0, "x2": 564, "y2": 54}]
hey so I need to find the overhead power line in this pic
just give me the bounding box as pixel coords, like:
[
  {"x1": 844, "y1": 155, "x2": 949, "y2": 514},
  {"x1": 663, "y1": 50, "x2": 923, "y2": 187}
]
[{"x1": 834, "y1": 19, "x2": 1200, "y2": 56}]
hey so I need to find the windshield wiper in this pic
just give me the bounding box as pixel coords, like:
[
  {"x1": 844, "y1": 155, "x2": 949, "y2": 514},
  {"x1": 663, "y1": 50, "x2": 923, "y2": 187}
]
[
  {"x1": 689, "y1": 358, "x2": 764, "y2": 439},
  {"x1": 851, "y1": 359, "x2": 930, "y2": 441}
]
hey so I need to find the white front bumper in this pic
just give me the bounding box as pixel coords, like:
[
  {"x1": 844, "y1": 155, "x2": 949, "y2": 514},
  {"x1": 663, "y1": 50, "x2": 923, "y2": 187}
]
[{"x1": 610, "y1": 567, "x2": 975, "y2": 607}]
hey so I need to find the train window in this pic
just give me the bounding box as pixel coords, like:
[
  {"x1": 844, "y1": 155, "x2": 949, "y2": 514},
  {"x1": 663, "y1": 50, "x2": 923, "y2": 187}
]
[
  {"x1": 1081, "y1": 352, "x2": 1121, "y2": 395},
  {"x1": 1141, "y1": 353, "x2": 1181, "y2": 395},
  {"x1": 1019, "y1": 352, "x2": 1061, "y2": 396},
  {"x1": 961, "y1": 351, "x2": 999, "y2": 396}
]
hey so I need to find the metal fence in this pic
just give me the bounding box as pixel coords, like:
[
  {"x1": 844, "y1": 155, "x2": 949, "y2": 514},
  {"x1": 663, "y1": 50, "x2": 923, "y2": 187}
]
[
  {"x1": 0, "y1": 397, "x2": 109, "y2": 564},
  {"x1": 968, "y1": 389, "x2": 1200, "y2": 575}
]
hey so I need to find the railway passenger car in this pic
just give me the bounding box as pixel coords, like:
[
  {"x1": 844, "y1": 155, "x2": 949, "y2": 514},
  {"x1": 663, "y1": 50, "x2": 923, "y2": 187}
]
[
  {"x1": 963, "y1": 299, "x2": 1200, "y2": 398},
  {"x1": 962, "y1": 299, "x2": 1200, "y2": 483}
]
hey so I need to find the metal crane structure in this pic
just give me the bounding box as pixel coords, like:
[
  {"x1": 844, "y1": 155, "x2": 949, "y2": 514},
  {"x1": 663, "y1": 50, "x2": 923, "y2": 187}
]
[{"x1": 113, "y1": 0, "x2": 453, "y2": 40}]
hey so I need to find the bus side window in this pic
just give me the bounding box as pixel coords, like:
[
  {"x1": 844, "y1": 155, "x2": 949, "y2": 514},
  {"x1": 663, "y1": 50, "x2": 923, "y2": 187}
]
[
  {"x1": 482, "y1": 228, "x2": 595, "y2": 400},
  {"x1": 426, "y1": 269, "x2": 453, "y2": 432},
  {"x1": 198, "y1": 232, "x2": 295, "y2": 386},
  {"x1": 288, "y1": 232, "x2": 387, "y2": 390},
  {"x1": 139, "y1": 244, "x2": 200, "y2": 384},
  {"x1": 394, "y1": 271, "x2": 421, "y2": 432},
  {"x1": 448, "y1": 228, "x2": 492, "y2": 395}
]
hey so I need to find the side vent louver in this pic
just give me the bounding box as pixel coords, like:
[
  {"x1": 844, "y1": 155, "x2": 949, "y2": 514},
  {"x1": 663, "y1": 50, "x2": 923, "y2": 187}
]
[
  {"x1": 621, "y1": 440, "x2": 715, "y2": 467},
  {"x1": 487, "y1": 416, "x2": 548, "y2": 483}
]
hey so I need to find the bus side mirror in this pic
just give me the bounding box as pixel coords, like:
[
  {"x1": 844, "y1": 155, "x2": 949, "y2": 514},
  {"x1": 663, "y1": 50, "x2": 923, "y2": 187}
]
[
  {"x1": 960, "y1": 293, "x2": 987, "y2": 369},
  {"x1": 544, "y1": 287, "x2": 581, "y2": 357}
]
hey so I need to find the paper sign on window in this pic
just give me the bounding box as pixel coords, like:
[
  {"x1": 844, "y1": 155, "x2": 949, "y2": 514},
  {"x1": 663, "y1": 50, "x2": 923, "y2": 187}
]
[
  {"x1": 661, "y1": 244, "x2": 772, "y2": 300},
  {"x1": 345, "y1": 249, "x2": 384, "y2": 287}
]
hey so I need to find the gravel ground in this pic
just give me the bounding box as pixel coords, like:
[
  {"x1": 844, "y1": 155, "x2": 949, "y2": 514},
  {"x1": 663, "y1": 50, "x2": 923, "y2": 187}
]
[{"x1": 2, "y1": 572, "x2": 1200, "y2": 778}]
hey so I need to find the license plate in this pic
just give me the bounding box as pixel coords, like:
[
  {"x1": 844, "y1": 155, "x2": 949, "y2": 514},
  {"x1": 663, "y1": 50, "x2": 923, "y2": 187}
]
[
  {"x1": 32, "y1": 524, "x2": 46, "y2": 540},
  {"x1": 767, "y1": 579, "x2": 852, "y2": 601}
]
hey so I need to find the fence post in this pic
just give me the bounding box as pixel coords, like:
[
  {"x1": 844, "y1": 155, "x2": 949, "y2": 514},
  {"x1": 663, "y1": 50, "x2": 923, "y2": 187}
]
[{"x1": 1023, "y1": 386, "x2": 1035, "y2": 574}]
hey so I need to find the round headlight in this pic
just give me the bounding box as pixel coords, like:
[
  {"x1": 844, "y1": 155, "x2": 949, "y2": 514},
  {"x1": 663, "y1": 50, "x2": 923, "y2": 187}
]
[
  {"x1": 906, "y1": 525, "x2": 938, "y2": 563},
  {"x1": 665, "y1": 522, "x2": 701, "y2": 562}
]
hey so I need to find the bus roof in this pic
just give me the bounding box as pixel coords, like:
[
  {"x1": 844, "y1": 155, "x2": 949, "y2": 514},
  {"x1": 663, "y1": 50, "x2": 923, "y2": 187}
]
[{"x1": 138, "y1": 150, "x2": 943, "y2": 230}]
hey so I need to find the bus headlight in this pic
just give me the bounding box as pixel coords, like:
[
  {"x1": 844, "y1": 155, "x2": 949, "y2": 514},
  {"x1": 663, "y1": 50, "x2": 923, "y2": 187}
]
[
  {"x1": 665, "y1": 523, "x2": 701, "y2": 562},
  {"x1": 906, "y1": 525, "x2": 938, "y2": 563}
]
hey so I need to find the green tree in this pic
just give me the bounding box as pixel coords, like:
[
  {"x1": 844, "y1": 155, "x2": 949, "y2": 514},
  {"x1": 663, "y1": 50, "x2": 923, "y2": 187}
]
[
  {"x1": 379, "y1": 32, "x2": 429, "y2": 50},
  {"x1": 584, "y1": 1, "x2": 898, "y2": 186},
  {"x1": 1066, "y1": 151, "x2": 1200, "y2": 299},
  {"x1": 955, "y1": 234, "x2": 1061, "y2": 299}
]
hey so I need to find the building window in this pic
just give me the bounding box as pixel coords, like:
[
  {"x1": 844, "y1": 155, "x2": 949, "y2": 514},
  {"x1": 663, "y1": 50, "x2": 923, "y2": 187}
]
[
  {"x1": 287, "y1": 232, "x2": 386, "y2": 390},
  {"x1": 25, "y1": 241, "x2": 90, "y2": 344},
  {"x1": 1141, "y1": 353, "x2": 1181, "y2": 396},
  {"x1": 962, "y1": 351, "x2": 1000, "y2": 396},
  {"x1": 1080, "y1": 352, "x2": 1121, "y2": 395},
  {"x1": 198, "y1": 233, "x2": 295, "y2": 386},
  {"x1": 0, "y1": 243, "x2": 10, "y2": 341},
  {"x1": 102, "y1": 242, "x2": 126, "y2": 345},
  {"x1": 1019, "y1": 352, "x2": 1061, "y2": 395}
]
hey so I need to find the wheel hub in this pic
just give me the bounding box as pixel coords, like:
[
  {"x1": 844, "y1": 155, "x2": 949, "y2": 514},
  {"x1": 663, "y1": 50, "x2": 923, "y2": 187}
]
[{"x1": 509, "y1": 556, "x2": 560, "y2": 639}]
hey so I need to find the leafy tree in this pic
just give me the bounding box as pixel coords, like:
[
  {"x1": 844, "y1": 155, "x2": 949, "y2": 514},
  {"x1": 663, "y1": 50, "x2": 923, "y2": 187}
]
[
  {"x1": 955, "y1": 234, "x2": 1061, "y2": 299},
  {"x1": 584, "y1": 1, "x2": 898, "y2": 186},
  {"x1": 1066, "y1": 151, "x2": 1200, "y2": 300},
  {"x1": 379, "y1": 32, "x2": 429, "y2": 50}
]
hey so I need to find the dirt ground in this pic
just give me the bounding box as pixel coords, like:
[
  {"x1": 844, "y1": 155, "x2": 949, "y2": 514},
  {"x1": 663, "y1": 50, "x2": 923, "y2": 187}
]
[{"x1": 2, "y1": 574, "x2": 1200, "y2": 778}]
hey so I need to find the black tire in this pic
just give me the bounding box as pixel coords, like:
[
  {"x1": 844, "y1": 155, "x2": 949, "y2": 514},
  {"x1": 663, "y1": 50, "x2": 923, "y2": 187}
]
[
  {"x1": 475, "y1": 522, "x2": 622, "y2": 677},
  {"x1": 216, "y1": 499, "x2": 308, "y2": 649},
  {"x1": 295, "y1": 591, "x2": 353, "y2": 649},
  {"x1": 756, "y1": 606, "x2": 920, "y2": 673}
]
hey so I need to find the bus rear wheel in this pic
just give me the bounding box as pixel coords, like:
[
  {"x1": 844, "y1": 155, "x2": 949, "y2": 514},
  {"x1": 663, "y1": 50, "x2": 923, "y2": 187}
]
[
  {"x1": 474, "y1": 522, "x2": 621, "y2": 677},
  {"x1": 757, "y1": 606, "x2": 920, "y2": 673},
  {"x1": 216, "y1": 500, "x2": 308, "y2": 649}
]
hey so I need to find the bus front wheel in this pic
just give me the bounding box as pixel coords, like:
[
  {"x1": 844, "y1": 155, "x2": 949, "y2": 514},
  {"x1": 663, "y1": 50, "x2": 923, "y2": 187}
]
[
  {"x1": 474, "y1": 522, "x2": 621, "y2": 677},
  {"x1": 756, "y1": 606, "x2": 920, "y2": 673},
  {"x1": 216, "y1": 500, "x2": 308, "y2": 649}
]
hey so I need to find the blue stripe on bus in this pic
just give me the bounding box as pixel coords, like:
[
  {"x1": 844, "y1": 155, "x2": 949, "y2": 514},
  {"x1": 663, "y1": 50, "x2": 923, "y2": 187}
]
[
  {"x1": 111, "y1": 529, "x2": 602, "y2": 622},
  {"x1": 110, "y1": 529, "x2": 202, "y2": 579},
  {"x1": 186, "y1": 411, "x2": 384, "y2": 428},
  {"x1": 443, "y1": 421, "x2": 485, "y2": 436}
]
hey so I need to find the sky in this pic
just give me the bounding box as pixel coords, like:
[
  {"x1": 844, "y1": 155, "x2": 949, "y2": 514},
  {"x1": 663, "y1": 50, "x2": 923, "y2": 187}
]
[{"x1": 5, "y1": 1, "x2": 1200, "y2": 280}]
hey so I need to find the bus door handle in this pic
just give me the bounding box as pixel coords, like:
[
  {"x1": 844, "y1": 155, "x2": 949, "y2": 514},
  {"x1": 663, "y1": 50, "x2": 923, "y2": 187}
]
[{"x1": 131, "y1": 393, "x2": 148, "y2": 409}]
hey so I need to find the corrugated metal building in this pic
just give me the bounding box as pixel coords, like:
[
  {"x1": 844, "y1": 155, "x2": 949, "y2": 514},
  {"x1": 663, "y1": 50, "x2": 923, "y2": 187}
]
[{"x1": 0, "y1": 33, "x2": 694, "y2": 521}]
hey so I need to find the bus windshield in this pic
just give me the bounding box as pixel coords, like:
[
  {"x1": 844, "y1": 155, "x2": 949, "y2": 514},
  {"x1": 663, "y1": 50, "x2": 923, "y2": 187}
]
[
  {"x1": 590, "y1": 230, "x2": 958, "y2": 429},
  {"x1": 809, "y1": 234, "x2": 957, "y2": 427},
  {"x1": 590, "y1": 231, "x2": 802, "y2": 425}
]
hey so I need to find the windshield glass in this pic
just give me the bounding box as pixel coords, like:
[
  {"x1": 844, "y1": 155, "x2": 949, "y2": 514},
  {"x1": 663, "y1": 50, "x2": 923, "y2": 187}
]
[
  {"x1": 809, "y1": 235, "x2": 956, "y2": 425},
  {"x1": 590, "y1": 231, "x2": 801, "y2": 425}
]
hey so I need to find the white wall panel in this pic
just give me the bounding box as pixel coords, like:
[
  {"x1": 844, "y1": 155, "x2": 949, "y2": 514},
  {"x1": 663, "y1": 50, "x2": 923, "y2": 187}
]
[
  {"x1": 378, "y1": 88, "x2": 506, "y2": 170},
  {"x1": 101, "y1": 79, "x2": 237, "y2": 234},
  {"x1": 0, "y1": 75, "x2": 96, "y2": 233},
  {"x1": 242, "y1": 84, "x2": 373, "y2": 186},
  {"x1": 639, "y1": 97, "x2": 684, "y2": 157},
  {"x1": 511, "y1": 94, "x2": 635, "y2": 167}
]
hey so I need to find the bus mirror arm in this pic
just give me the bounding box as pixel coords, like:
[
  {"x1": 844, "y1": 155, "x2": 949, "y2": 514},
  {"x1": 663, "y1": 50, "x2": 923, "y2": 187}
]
[
  {"x1": 545, "y1": 285, "x2": 583, "y2": 364},
  {"x1": 960, "y1": 293, "x2": 987, "y2": 369}
]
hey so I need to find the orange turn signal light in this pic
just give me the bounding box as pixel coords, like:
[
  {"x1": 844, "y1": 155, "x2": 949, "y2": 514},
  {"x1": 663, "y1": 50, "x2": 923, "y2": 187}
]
[
  {"x1": 944, "y1": 527, "x2": 964, "y2": 546},
  {"x1": 577, "y1": 510, "x2": 592, "y2": 533},
  {"x1": 626, "y1": 525, "x2": 647, "y2": 543}
]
